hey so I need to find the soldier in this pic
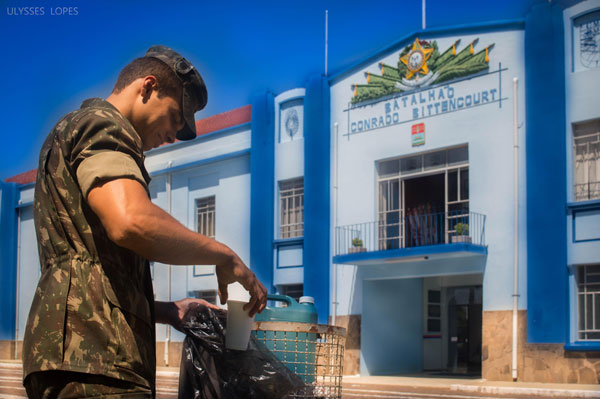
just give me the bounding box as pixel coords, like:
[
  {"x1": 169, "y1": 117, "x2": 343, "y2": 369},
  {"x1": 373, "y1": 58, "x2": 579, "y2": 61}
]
[{"x1": 22, "y1": 45, "x2": 267, "y2": 398}]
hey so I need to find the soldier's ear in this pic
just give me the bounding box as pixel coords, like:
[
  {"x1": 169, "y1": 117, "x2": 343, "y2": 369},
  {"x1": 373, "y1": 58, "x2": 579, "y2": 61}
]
[{"x1": 140, "y1": 76, "x2": 158, "y2": 103}]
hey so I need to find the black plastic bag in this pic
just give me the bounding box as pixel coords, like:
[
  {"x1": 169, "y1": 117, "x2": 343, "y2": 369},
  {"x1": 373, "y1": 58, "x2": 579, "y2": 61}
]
[{"x1": 178, "y1": 304, "x2": 305, "y2": 399}]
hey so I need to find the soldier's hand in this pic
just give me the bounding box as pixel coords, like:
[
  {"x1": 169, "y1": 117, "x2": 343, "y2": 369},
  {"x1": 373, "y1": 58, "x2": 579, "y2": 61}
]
[
  {"x1": 215, "y1": 253, "x2": 267, "y2": 317},
  {"x1": 169, "y1": 298, "x2": 221, "y2": 332}
]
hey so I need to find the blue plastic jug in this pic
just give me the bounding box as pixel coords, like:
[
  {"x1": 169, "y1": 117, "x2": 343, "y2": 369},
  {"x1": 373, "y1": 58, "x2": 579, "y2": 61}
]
[
  {"x1": 254, "y1": 294, "x2": 318, "y2": 383},
  {"x1": 255, "y1": 294, "x2": 318, "y2": 323}
]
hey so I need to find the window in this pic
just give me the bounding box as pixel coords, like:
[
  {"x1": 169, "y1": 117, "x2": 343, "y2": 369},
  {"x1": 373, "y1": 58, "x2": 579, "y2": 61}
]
[
  {"x1": 378, "y1": 179, "x2": 401, "y2": 250},
  {"x1": 279, "y1": 284, "x2": 304, "y2": 303},
  {"x1": 427, "y1": 290, "x2": 441, "y2": 332},
  {"x1": 577, "y1": 265, "x2": 600, "y2": 340},
  {"x1": 378, "y1": 145, "x2": 468, "y2": 178},
  {"x1": 577, "y1": 264, "x2": 600, "y2": 341},
  {"x1": 194, "y1": 196, "x2": 215, "y2": 276},
  {"x1": 196, "y1": 196, "x2": 216, "y2": 238},
  {"x1": 188, "y1": 289, "x2": 218, "y2": 305},
  {"x1": 573, "y1": 10, "x2": 600, "y2": 72},
  {"x1": 279, "y1": 178, "x2": 304, "y2": 238},
  {"x1": 573, "y1": 120, "x2": 600, "y2": 202},
  {"x1": 279, "y1": 98, "x2": 304, "y2": 143},
  {"x1": 377, "y1": 145, "x2": 469, "y2": 249},
  {"x1": 447, "y1": 167, "x2": 470, "y2": 234}
]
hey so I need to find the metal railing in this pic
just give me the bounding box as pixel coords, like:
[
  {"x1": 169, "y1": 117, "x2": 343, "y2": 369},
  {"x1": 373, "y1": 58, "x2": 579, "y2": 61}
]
[
  {"x1": 335, "y1": 211, "x2": 486, "y2": 256},
  {"x1": 574, "y1": 181, "x2": 600, "y2": 202}
]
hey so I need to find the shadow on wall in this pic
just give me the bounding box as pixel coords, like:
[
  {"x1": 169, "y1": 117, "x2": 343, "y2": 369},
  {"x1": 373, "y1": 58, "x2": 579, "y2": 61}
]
[{"x1": 361, "y1": 278, "x2": 423, "y2": 376}]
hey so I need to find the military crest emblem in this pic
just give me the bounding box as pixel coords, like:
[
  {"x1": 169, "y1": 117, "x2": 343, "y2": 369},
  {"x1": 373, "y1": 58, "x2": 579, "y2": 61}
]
[{"x1": 352, "y1": 37, "x2": 494, "y2": 104}]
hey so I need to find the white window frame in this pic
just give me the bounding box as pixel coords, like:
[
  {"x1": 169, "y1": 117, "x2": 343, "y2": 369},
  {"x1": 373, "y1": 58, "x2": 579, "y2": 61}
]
[
  {"x1": 194, "y1": 196, "x2": 216, "y2": 277},
  {"x1": 279, "y1": 98, "x2": 304, "y2": 143},
  {"x1": 573, "y1": 120, "x2": 600, "y2": 202},
  {"x1": 426, "y1": 289, "x2": 442, "y2": 333},
  {"x1": 577, "y1": 264, "x2": 600, "y2": 341},
  {"x1": 377, "y1": 145, "x2": 469, "y2": 249},
  {"x1": 278, "y1": 284, "x2": 304, "y2": 303},
  {"x1": 188, "y1": 289, "x2": 218, "y2": 305},
  {"x1": 279, "y1": 177, "x2": 304, "y2": 239}
]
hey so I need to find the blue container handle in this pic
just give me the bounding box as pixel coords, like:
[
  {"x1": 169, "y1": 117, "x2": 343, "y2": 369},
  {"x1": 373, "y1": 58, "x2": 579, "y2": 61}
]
[{"x1": 266, "y1": 294, "x2": 295, "y2": 306}]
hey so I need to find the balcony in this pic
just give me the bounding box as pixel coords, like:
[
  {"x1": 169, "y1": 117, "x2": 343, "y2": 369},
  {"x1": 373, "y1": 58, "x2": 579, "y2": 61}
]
[{"x1": 333, "y1": 211, "x2": 487, "y2": 266}]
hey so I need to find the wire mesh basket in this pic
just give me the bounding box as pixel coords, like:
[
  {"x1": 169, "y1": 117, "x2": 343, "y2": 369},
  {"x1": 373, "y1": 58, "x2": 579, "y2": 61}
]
[{"x1": 252, "y1": 321, "x2": 346, "y2": 399}]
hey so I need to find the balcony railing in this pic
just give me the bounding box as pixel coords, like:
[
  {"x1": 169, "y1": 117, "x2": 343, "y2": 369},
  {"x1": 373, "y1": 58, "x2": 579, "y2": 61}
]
[
  {"x1": 575, "y1": 181, "x2": 600, "y2": 202},
  {"x1": 335, "y1": 211, "x2": 486, "y2": 257}
]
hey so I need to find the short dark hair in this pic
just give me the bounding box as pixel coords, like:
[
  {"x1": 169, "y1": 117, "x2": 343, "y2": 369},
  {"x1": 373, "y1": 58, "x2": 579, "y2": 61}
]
[{"x1": 112, "y1": 57, "x2": 182, "y2": 100}]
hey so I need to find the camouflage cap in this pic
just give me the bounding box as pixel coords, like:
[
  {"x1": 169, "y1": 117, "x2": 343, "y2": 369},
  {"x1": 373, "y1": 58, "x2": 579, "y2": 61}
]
[{"x1": 145, "y1": 45, "x2": 208, "y2": 141}]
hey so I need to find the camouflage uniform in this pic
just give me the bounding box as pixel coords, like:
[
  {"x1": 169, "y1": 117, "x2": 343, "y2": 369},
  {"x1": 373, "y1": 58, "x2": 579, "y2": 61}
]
[
  {"x1": 23, "y1": 98, "x2": 156, "y2": 396},
  {"x1": 24, "y1": 370, "x2": 153, "y2": 398}
]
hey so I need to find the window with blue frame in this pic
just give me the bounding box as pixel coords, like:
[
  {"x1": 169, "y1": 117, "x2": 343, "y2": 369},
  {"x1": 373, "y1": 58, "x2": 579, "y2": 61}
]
[{"x1": 577, "y1": 264, "x2": 600, "y2": 340}]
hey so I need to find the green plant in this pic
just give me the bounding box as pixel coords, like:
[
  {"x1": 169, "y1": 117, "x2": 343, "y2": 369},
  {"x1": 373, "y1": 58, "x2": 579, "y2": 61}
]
[
  {"x1": 352, "y1": 237, "x2": 364, "y2": 247},
  {"x1": 454, "y1": 222, "x2": 469, "y2": 236}
]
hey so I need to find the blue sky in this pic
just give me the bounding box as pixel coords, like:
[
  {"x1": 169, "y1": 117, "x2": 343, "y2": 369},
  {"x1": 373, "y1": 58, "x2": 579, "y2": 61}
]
[{"x1": 0, "y1": 0, "x2": 546, "y2": 180}]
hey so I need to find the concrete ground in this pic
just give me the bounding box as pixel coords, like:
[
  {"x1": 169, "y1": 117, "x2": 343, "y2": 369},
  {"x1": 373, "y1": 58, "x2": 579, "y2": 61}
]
[
  {"x1": 1, "y1": 361, "x2": 599, "y2": 398},
  {"x1": 342, "y1": 374, "x2": 600, "y2": 398}
]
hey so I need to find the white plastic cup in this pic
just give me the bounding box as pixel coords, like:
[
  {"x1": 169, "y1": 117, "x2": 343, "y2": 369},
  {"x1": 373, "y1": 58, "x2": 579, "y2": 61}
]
[{"x1": 225, "y1": 300, "x2": 254, "y2": 351}]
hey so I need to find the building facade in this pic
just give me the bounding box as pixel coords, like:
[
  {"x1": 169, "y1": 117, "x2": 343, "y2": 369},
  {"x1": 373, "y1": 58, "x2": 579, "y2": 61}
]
[{"x1": 1, "y1": 0, "x2": 599, "y2": 384}]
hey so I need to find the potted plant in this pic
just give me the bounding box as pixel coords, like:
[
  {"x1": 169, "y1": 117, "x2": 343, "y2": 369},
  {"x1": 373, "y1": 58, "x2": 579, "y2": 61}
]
[
  {"x1": 349, "y1": 237, "x2": 366, "y2": 253},
  {"x1": 452, "y1": 222, "x2": 472, "y2": 243}
]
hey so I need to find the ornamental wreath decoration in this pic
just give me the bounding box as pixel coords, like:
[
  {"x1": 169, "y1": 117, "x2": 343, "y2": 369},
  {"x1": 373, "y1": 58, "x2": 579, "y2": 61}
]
[{"x1": 351, "y1": 37, "x2": 495, "y2": 104}]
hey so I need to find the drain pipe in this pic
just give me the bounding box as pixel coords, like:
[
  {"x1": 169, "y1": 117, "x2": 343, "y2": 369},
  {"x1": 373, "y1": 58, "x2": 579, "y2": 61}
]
[
  {"x1": 511, "y1": 77, "x2": 520, "y2": 381},
  {"x1": 14, "y1": 206, "x2": 21, "y2": 360},
  {"x1": 332, "y1": 122, "x2": 339, "y2": 326},
  {"x1": 164, "y1": 161, "x2": 173, "y2": 366}
]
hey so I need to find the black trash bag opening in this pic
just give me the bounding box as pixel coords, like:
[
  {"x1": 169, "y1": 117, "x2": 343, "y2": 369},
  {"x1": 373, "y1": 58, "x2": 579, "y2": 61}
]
[{"x1": 178, "y1": 303, "x2": 305, "y2": 399}]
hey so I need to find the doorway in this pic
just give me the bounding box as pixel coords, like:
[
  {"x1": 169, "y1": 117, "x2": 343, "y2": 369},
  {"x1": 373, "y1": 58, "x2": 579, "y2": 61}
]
[
  {"x1": 447, "y1": 286, "x2": 482, "y2": 375},
  {"x1": 404, "y1": 173, "x2": 445, "y2": 247}
]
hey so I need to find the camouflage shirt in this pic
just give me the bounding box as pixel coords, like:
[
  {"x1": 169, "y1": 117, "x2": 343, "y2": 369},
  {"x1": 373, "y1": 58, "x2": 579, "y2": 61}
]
[{"x1": 23, "y1": 98, "x2": 156, "y2": 391}]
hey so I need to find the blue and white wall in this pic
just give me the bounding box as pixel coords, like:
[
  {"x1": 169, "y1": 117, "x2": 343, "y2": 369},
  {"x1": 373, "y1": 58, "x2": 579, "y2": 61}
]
[
  {"x1": 272, "y1": 89, "x2": 305, "y2": 289},
  {"x1": 2, "y1": 0, "x2": 598, "y2": 383},
  {"x1": 14, "y1": 184, "x2": 40, "y2": 346},
  {"x1": 0, "y1": 180, "x2": 41, "y2": 349},
  {"x1": 0, "y1": 181, "x2": 19, "y2": 350},
  {"x1": 251, "y1": 78, "x2": 331, "y2": 324},
  {"x1": 328, "y1": 24, "x2": 528, "y2": 375},
  {"x1": 144, "y1": 121, "x2": 252, "y2": 344},
  {"x1": 563, "y1": 0, "x2": 600, "y2": 350}
]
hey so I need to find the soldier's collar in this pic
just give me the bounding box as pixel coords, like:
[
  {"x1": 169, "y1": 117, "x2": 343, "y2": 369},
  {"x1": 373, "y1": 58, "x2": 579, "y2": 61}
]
[
  {"x1": 79, "y1": 98, "x2": 143, "y2": 150},
  {"x1": 81, "y1": 98, "x2": 120, "y2": 112}
]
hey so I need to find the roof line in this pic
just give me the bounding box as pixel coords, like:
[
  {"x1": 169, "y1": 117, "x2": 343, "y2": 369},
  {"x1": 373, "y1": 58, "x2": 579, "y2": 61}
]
[
  {"x1": 327, "y1": 18, "x2": 525, "y2": 85},
  {"x1": 5, "y1": 104, "x2": 253, "y2": 185},
  {"x1": 146, "y1": 122, "x2": 251, "y2": 155}
]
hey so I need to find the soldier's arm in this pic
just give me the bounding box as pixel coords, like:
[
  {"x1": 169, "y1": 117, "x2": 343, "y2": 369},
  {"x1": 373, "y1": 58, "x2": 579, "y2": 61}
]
[{"x1": 87, "y1": 177, "x2": 266, "y2": 315}]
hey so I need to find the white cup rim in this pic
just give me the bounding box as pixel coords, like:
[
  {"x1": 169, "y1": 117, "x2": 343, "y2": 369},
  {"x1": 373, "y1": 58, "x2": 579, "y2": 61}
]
[{"x1": 227, "y1": 299, "x2": 249, "y2": 304}]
